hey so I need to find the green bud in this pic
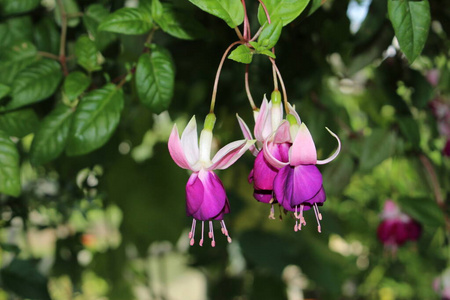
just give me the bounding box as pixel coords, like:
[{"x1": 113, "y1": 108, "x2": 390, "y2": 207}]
[
  {"x1": 286, "y1": 114, "x2": 298, "y2": 125},
  {"x1": 204, "y1": 113, "x2": 216, "y2": 131},
  {"x1": 271, "y1": 90, "x2": 281, "y2": 105}
]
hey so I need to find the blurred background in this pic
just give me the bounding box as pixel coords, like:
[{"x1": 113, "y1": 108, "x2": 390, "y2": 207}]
[{"x1": 0, "y1": 0, "x2": 449, "y2": 299}]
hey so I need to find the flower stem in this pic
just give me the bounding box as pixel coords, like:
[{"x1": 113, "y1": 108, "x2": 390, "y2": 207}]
[
  {"x1": 234, "y1": 27, "x2": 244, "y2": 41},
  {"x1": 245, "y1": 64, "x2": 257, "y2": 110},
  {"x1": 37, "y1": 51, "x2": 60, "y2": 61},
  {"x1": 210, "y1": 41, "x2": 243, "y2": 113},
  {"x1": 258, "y1": 0, "x2": 271, "y2": 24},
  {"x1": 56, "y1": 0, "x2": 69, "y2": 76},
  {"x1": 241, "y1": 0, "x2": 251, "y2": 40},
  {"x1": 270, "y1": 58, "x2": 288, "y2": 113}
]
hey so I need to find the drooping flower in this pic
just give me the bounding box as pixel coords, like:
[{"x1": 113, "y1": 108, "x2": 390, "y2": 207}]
[
  {"x1": 377, "y1": 200, "x2": 421, "y2": 250},
  {"x1": 433, "y1": 268, "x2": 450, "y2": 300},
  {"x1": 263, "y1": 114, "x2": 341, "y2": 232},
  {"x1": 168, "y1": 114, "x2": 254, "y2": 246}
]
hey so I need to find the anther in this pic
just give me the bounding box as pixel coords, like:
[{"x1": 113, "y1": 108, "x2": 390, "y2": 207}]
[
  {"x1": 199, "y1": 221, "x2": 205, "y2": 246},
  {"x1": 315, "y1": 203, "x2": 323, "y2": 220},
  {"x1": 269, "y1": 204, "x2": 275, "y2": 219},
  {"x1": 313, "y1": 205, "x2": 322, "y2": 233}
]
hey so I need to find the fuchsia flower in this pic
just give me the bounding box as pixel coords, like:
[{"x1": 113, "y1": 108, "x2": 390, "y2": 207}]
[
  {"x1": 434, "y1": 268, "x2": 450, "y2": 300},
  {"x1": 377, "y1": 200, "x2": 421, "y2": 250},
  {"x1": 263, "y1": 114, "x2": 340, "y2": 232},
  {"x1": 168, "y1": 114, "x2": 254, "y2": 246}
]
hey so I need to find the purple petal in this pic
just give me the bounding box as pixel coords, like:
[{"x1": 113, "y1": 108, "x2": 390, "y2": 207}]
[
  {"x1": 263, "y1": 140, "x2": 289, "y2": 169},
  {"x1": 290, "y1": 165, "x2": 323, "y2": 207},
  {"x1": 273, "y1": 165, "x2": 293, "y2": 211},
  {"x1": 186, "y1": 170, "x2": 227, "y2": 221},
  {"x1": 304, "y1": 186, "x2": 326, "y2": 206},
  {"x1": 253, "y1": 151, "x2": 278, "y2": 190},
  {"x1": 253, "y1": 189, "x2": 273, "y2": 203}
]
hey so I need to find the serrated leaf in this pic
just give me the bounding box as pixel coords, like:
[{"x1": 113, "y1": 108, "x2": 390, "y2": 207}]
[
  {"x1": 30, "y1": 105, "x2": 74, "y2": 165},
  {"x1": 98, "y1": 7, "x2": 153, "y2": 35},
  {"x1": 0, "y1": 41, "x2": 37, "y2": 85},
  {"x1": 388, "y1": 0, "x2": 430, "y2": 63},
  {"x1": 0, "y1": 0, "x2": 40, "y2": 16},
  {"x1": 54, "y1": 0, "x2": 80, "y2": 28},
  {"x1": 75, "y1": 35, "x2": 101, "y2": 72},
  {"x1": 0, "y1": 130, "x2": 20, "y2": 197},
  {"x1": 33, "y1": 17, "x2": 60, "y2": 54},
  {"x1": 64, "y1": 71, "x2": 91, "y2": 102},
  {"x1": 6, "y1": 59, "x2": 62, "y2": 110},
  {"x1": 0, "y1": 17, "x2": 33, "y2": 47},
  {"x1": 359, "y1": 129, "x2": 396, "y2": 172},
  {"x1": 257, "y1": 0, "x2": 310, "y2": 26},
  {"x1": 0, "y1": 109, "x2": 39, "y2": 138},
  {"x1": 67, "y1": 83, "x2": 124, "y2": 156},
  {"x1": 135, "y1": 45, "x2": 175, "y2": 113},
  {"x1": 257, "y1": 19, "x2": 282, "y2": 49},
  {"x1": 82, "y1": 4, "x2": 117, "y2": 50},
  {"x1": 398, "y1": 196, "x2": 445, "y2": 227},
  {"x1": 0, "y1": 83, "x2": 10, "y2": 99},
  {"x1": 157, "y1": 4, "x2": 206, "y2": 40},
  {"x1": 188, "y1": 0, "x2": 244, "y2": 28},
  {"x1": 228, "y1": 44, "x2": 253, "y2": 64},
  {"x1": 1, "y1": 259, "x2": 50, "y2": 300}
]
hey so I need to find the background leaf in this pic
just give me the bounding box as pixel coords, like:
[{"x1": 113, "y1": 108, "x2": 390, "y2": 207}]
[
  {"x1": 83, "y1": 4, "x2": 117, "y2": 50},
  {"x1": 188, "y1": 0, "x2": 244, "y2": 28},
  {"x1": 0, "y1": 17, "x2": 33, "y2": 47},
  {"x1": 64, "y1": 71, "x2": 91, "y2": 102},
  {"x1": 0, "y1": 41, "x2": 37, "y2": 85},
  {"x1": 0, "y1": 0, "x2": 40, "y2": 16},
  {"x1": 67, "y1": 84, "x2": 124, "y2": 156},
  {"x1": 75, "y1": 35, "x2": 102, "y2": 72},
  {"x1": 398, "y1": 196, "x2": 445, "y2": 227},
  {"x1": 33, "y1": 17, "x2": 60, "y2": 55},
  {"x1": 388, "y1": 0, "x2": 431, "y2": 63},
  {"x1": 0, "y1": 109, "x2": 39, "y2": 138},
  {"x1": 0, "y1": 130, "x2": 20, "y2": 197},
  {"x1": 30, "y1": 105, "x2": 74, "y2": 165},
  {"x1": 257, "y1": 0, "x2": 310, "y2": 26},
  {"x1": 98, "y1": 7, "x2": 153, "y2": 35},
  {"x1": 135, "y1": 45, "x2": 175, "y2": 114},
  {"x1": 157, "y1": 3, "x2": 206, "y2": 40},
  {"x1": 6, "y1": 59, "x2": 62, "y2": 110},
  {"x1": 359, "y1": 129, "x2": 396, "y2": 172},
  {"x1": 0, "y1": 83, "x2": 10, "y2": 99},
  {"x1": 54, "y1": 0, "x2": 80, "y2": 28}
]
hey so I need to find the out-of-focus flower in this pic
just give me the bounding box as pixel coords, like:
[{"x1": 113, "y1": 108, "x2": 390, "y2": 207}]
[
  {"x1": 168, "y1": 114, "x2": 254, "y2": 246},
  {"x1": 433, "y1": 268, "x2": 450, "y2": 300},
  {"x1": 377, "y1": 200, "x2": 421, "y2": 250},
  {"x1": 263, "y1": 113, "x2": 341, "y2": 232},
  {"x1": 430, "y1": 98, "x2": 450, "y2": 156}
]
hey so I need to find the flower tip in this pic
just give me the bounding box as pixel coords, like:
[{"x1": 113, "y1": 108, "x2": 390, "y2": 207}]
[
  {"x1": 211, "y1": 241, "x2": 216, "y2": 247},
  {"x1": 227, "y1": 236, "x2": 232, "y2": 243},
  {"x1": 316, "y1": 127, "x2": 341, "y2": 165},
  {"x1": 190, "y1": 238, "x2": 195, "y2": 246}
]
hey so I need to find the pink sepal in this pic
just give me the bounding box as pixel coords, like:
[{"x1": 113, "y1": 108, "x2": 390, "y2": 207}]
[
  {"x1": 181, "y1": 116, "x2": 200, "y2": 166},
  {"x1": 290, "y1": 123, "x2": 317, "y2": 166},
  {"x1": 168, "y1": 125, "x2": 192, "y2": 170},
  {"x1": 209, "y1": 139, "x2": 255, "y2": 170},
  {"x1": 236, "y1": 114, "x2": 258, "y2": 156},
  {"x1": 274, "y1": 121, "x2": 291, "y2": 144},
  {"x1": 316, "y1": 127, "x2": 341, "y2": 165}
]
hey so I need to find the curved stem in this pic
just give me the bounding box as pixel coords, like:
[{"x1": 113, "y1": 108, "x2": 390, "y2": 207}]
[
  {"x1": 210, "y1": 41, "x2": 243, "y2": 113},
  {"x1": 234, "y1": 27, "x2": 244, "y2": 41},
  {"x1": 240, "y1": 0, "x2": 251, "y2": 41},
  {"x1": 270, "y1": 58, "x2": 288, "y2": 113},
  {"x1": 249, "y1": 26, "x2": 264, "y2": 42},
  {"x1": 245, "y1": 64, "x2": 257, "y2": 110},
  {"x1": 258, "y1": 0, "x2": 271, "y2": 24}
]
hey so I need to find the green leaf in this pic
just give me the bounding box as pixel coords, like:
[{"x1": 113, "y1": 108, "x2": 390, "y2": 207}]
[
  {"x1": 0, "y1": 243, "x2": 20, "y2": 254},
  {"x1": 0, "y1": 109, "x2": 39, "y2": 138},
  {"x1": 0, "y1": 130, "x2": 20, "y2": 197},
  {"x1": 0, "y1": 259, "x2": 51, "y2": 300},
  {"x1": 307, "y1": 0, "x2": 327, "y2": 16},
  {"x1": 359, "y1": 129, "x2": 396, "y2": 172},
  {"x1": 258, "y1": 49, "x2": 276, "y2": 58},
  {"x1": 135, "y1": 45, "x2": 175, "y2": 113},
  {"x1": 67, "y1": 83, "x2": 124, "y2": 156},
  {"x1": 157, "y1": 4, "x2": 206, "y2": 40},
  {"x1": 0, "y1": 17, "x2": 33, "y2": 47},
  {"x1": 188, "y1": 0, "x2": 244, "y2": 28},
  {"x1": 257, "y1": 0, "x2": 310, "y2": 26},
  {"x1": 0, "y1": 41, "x2": 37, "y2": 85},
  {"x1": 398, "y1": 196, "x2": 445, "y2": 227},
  {"x1": 0, "y1": 83, "x2": 10, "y2": 99},
  {"x1": 98, "y1": 7, "x2": 153, "y2": 35},
  {"x1": 0, "y1": 0, "x2": 40, "y2": 16},
  {"x1": 82, "y1": 4, "x2": 117, "y2": 51},
  {"x1": 64, "y1": 71, "x2": 91, "y2": 102},
  {"x1": 398, "y1": 116, "x2": 420, "y2": 150},
  {"x1": 54, "y1": 0, "x2": 80, "y2": 28},
  {"x1": 151, "y1": 0, "x2": 164, "y2": 21},
  {"x1": 388, "y1": 0, "x2": 430, "y2": 63},
  {"x1": 409, "y1": 70, "x2": 433, "y2": 108},
  {"x1": 75, "y1": 35, "x2": 102, "y2": 72},
  {"x1": 30, "y1": 105, "x2": 74, "y2": 165},
  {"x1": 6, "y1": 59, "x2": 62, "y2": 110},
  {"x1": 33, "y1": 17, "x2": 60, "y2": 55},
  {"x1": 228, "y1": 44, "x2": 253, "y2": 64},
  {"x1": 257, "y1": 19, "x2": 282, "y2": 49}
]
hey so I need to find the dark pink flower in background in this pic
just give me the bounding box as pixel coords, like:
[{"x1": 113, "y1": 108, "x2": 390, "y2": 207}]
[
  {"x1": 433, "y1": 269, "x2": 450, "y2": 300},
  {"x1": 377, "y1": 200, "x2": 421, "y2": 250}
]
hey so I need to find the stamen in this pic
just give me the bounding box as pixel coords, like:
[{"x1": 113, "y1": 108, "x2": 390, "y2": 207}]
[
  {"x1": 300, "y1": 205, "x2": 306, "y2": 226},
  {"x1": 294, "y1": 219, "x2": 298, "y2": 232},
  {"x1": 221, "y1": 220, "x2": 232, "y2": 243},
  {"x1": 199, "y1": 221, "x2": 204, "y2": 246},
  {"x1": 315, "y1": 203, "x2": 323, "y2": 220},
  {"x1": 268, "y1": 204, "x2": 275, "y2": 219},
  {"x1": 208, "y1": 221, "x2": 213, "y2": 239},
  {"x1": 189, "y1": 219, "x2": 197, "y2": 246},
  {"x1": 313, "y1": 205, "x2": 322, "y2": 233},
  {"x1": 294, "y1": 205, "x2": 298, "y2": 219}
]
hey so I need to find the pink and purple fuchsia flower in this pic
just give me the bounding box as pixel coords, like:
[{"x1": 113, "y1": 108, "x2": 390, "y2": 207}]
[
  {"x1": 168, "y1": 113, "x2": 254, "y2": 247},
  {"x1": 377, "y1": 200, "x2": 421, "y2": 251}
]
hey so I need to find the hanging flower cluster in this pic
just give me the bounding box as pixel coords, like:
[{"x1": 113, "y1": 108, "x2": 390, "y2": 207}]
[
  {"x1": 167, "y1": 0, "x2": 340, "y2": 246},
  {"x1": 377, "y1": 200, "x2": 421, "y2": 252}
]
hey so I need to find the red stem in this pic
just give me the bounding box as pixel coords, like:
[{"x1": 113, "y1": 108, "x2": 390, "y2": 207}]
[{"x1": 258, "y1": 0, "x2": 271, "y2": 24}]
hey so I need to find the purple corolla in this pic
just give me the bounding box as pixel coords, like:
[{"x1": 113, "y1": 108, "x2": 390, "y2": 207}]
[
  {"x1": 168, "y1": 114, "x2": 254, "y2": 246},
  {"x1": 263, "y1": 115, "x2": 341, "y2": 232}
]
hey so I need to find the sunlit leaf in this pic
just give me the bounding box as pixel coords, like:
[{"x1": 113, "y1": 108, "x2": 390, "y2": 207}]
[
  {"x1": 6, "y1": 59, "x2": 62, "y2": 110},
  {"x1": 67, "y1": 83, "x2": 124, "y2": 156},
  {"x1": 135, "y1": 45, "x2": 175, "y2": 113},
  {"x1": 257, "y1": 19, "x2": 282, "y2": 49},
  {"x1": 75, "y1": 35, "x2": 102, "y2": 72},
  {"x1": 0, "y1": 109, "x2": 39, "y2": 138},
  {"x1": 0, "y1": 130, "x2": 20, "y2": 197},
  {"x1": 388, "y1": 0, "x2": 430, "y2": 63},
  {"x1": 257, "y1": 0, "x2": 310, "y2": 26},
  {"x1": 228, "y1": 44, "x2": 253, "y2": 64},
  {"x1": 188, "y1": 0, "x2": 244, "y2": 28},
  {"x1": 30, "y1": 105, "x2": 74, "y2": 165},
  {"x1": 98, "y1": 7, "x2": 153, "y2": 35}
]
